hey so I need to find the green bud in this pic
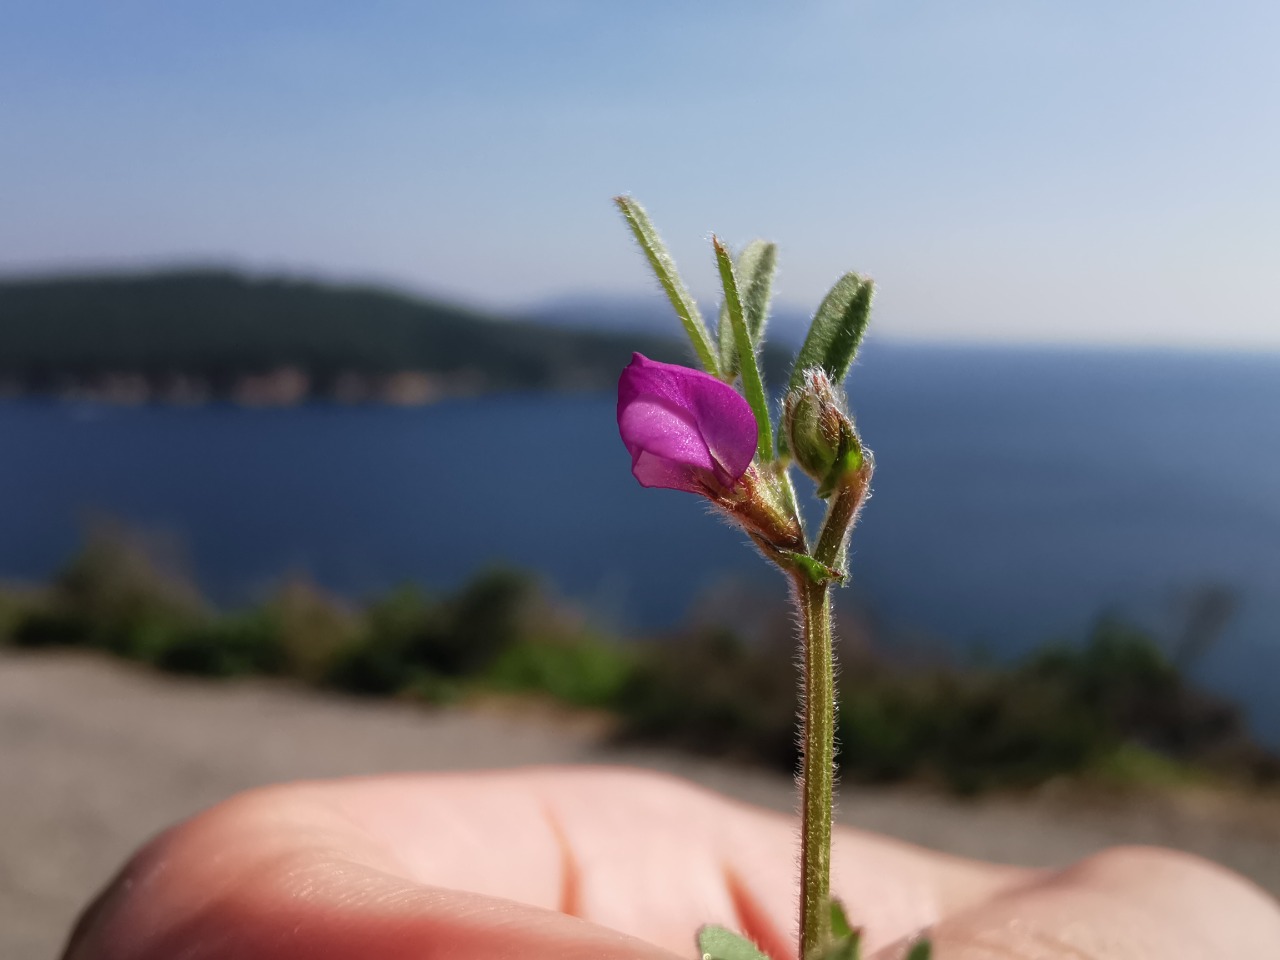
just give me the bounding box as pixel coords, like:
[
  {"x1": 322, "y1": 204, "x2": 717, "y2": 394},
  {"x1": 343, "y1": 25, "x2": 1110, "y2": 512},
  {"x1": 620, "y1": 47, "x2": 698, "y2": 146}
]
[{"x1": 783, "y1": 367, "x2": 862, "y2": 498}]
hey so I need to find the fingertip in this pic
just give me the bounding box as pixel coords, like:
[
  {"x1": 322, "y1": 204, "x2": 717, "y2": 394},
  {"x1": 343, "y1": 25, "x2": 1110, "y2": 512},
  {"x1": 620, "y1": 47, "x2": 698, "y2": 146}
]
[{"x1": 871, "y1": 844, "x2": 1280, "y2": 959}]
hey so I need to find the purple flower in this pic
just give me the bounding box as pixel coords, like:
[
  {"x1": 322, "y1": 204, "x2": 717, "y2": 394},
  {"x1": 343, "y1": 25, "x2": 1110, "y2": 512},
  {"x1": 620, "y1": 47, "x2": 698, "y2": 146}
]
[{"x1": 617, "y1": 353, "x2": 758, "y2": 493}]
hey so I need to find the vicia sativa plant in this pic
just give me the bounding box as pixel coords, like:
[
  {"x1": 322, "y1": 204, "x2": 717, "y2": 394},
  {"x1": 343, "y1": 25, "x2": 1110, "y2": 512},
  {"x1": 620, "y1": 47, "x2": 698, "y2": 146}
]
[{"x1": 614, "y1": 197, "x2": 931, "y2": 960}]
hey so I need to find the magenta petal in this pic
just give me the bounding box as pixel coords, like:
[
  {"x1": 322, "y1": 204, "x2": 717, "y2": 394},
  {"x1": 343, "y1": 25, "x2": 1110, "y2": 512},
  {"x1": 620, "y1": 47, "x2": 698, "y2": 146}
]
[{"x1": 617, "y1": 353, "x2": 758, "y2": 493}]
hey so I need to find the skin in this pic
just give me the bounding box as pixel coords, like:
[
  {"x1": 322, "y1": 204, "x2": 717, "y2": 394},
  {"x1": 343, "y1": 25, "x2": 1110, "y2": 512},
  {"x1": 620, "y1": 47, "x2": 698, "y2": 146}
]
[{"x1": 64, "y1": 767, "x2": 1280, "y2": 960}]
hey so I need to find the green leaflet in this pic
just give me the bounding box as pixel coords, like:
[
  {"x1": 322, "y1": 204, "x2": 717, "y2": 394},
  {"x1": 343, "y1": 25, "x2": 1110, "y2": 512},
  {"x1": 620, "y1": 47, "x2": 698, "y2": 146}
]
[
  {"x1": 905, "y1": 938, "x2": 933, "y2": 960},
  {"x1": 697, "y1": 925, "x2": 771, "y2": 960},
  {"x1": 779, "y1": 273, "x2": 873, "y2": 458},
  {"x1": 713, "y1": 237, "x2": 773, "y2": 460},
  {"x1": 613, "y1": 196, "x2": 720, "y2": 376},
  {"x1": 718, "y1": 240, "x2": 778, "y2": 376},
  {"x1": 787, "y1": 273, "x2": 874, "y2": 393},
  {"x1": 741, "y1": 241, "x2": 777, "y2": 344},
  {"x1": 829, "y1": 899, "x2": 855, "y2": 940}
]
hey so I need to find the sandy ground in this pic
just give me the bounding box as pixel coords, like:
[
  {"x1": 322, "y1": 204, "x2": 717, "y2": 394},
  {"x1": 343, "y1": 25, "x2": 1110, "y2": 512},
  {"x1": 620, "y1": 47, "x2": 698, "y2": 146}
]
[{"x1": 2, "y1": 650, "x2": 1278, "y2": 960}]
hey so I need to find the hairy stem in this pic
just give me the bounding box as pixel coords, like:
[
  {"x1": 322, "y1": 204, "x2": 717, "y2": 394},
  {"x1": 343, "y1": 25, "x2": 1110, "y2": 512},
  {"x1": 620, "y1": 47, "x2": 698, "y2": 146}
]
[
  {"x1": 797, "y1": 463, "x2": 871, "y2": 958},
  {"x1": 796, "y1": 573, "x2": 834, "y2": 958},
  {"x1": 814, "y1": 460, "x2": 871, "y2": 571}
]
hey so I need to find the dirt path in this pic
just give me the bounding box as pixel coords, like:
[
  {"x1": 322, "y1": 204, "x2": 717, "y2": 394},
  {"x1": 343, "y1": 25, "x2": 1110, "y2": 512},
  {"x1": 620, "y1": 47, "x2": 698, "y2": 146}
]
[{"x1": 3, "y1": 650, "x2": 1277, "y2": 960}]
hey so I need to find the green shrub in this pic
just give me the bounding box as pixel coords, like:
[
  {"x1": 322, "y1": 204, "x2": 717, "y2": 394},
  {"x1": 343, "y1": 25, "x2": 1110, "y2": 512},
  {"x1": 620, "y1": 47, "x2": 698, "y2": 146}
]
[
  {"x1": 0, "y1": 586, "x2": 41, "y2": 644},
  {"x1": 837, "y1": 675, "x2": 936, "y2": 783},
  {"x1": 9, "y1": 524, "x2": 1276, "y2": 795},
  {"x1": 435, "y1": 568, "x2": 539, "y2": 676},
  {"x1": 924, "y1": 674, "x2": 1106, "y2": 793},
  {"x1": 617, "y1": 628, "x2": 798, "y2": 769},
  {"x1": 154, "y1": 613, "x2": 285, "y2": 677},
  {"x1": 616, "y1": 617, "x2": 1271, "y2": 794},
  {"x1": 10, "y1": 606, "x2": 84, "y2": 649},
  {"x1": 10, "y1": 524, "x2": 203, "y2": 659},
  {"x1": 1025, "y1": 619, "x2": 1255, "y2": 767},
  {"x1": 835, "y1": 668, "x2": 1106, "y2": 793},
  {"x1": 327, "y1": 570, "x2": 540, "y2": 695},
  {"x1": 1086, "y1": 742, "x2": 1205, "y2": 789},
  {"x1": 485, "y1": 633, "x2": 636, "y2": 709},
  {"x1": 264, "y1": 577, "x2": 361, "y2": 681},
  {"x1": 325, "y1": 585, "x2": 441, "y2": 695}
]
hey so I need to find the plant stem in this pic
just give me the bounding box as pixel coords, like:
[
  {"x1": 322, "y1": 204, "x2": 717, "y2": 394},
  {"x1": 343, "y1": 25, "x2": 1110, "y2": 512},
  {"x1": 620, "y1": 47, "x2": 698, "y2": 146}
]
[
  {"x1": 813, "y1": 462, "x2": 870, "y2": 573},
  {"x1": 797, "y1": 465, "x2": 871, "y2": 959},
  {"x1": 796, "y1": 572, "x2": 834, "y2": 958}
]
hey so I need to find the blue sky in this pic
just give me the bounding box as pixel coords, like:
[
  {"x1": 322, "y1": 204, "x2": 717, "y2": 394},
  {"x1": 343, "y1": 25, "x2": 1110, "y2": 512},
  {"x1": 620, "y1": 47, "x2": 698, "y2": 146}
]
[{"x1": 3, "y1": 1, "x2": 1278, "y2": 348}]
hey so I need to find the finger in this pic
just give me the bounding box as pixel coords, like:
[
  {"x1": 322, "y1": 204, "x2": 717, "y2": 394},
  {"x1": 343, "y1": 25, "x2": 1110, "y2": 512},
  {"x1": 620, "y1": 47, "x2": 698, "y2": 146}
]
[
  {"x1": 870, "y1": 846, "x2": 1280, "y2": 959},
  {"x1": 320, "y1": 767, "x2": 1025, "y2": 953},
  {"x1": 63, "y1": 773, "x2": 681, "y2": 960},
  {"x1": 63, "y1": 767, "x2": 1026, "y2": 960}
]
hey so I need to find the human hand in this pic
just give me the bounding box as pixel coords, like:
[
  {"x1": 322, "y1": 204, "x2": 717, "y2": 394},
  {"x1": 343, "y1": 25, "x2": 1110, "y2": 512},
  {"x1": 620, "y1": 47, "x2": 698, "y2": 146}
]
[{"x1": 63, "y1": 767, "x2": 1280, "y2": 959}]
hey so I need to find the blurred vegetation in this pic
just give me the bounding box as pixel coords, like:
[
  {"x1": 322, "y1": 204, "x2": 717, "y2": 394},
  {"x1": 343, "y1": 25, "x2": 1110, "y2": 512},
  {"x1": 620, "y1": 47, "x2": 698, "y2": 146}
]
[
  {"x1": 3, "y1": 526, "x2": 1276, "y2": 795},
  {"x1": 0, "y1": 270, "x2": 791, "y2": 397}
]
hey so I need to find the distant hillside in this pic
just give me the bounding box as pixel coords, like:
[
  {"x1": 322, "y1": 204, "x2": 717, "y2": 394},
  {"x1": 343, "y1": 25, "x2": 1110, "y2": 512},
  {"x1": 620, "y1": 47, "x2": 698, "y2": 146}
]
[{"x1": 0, "y1": 270, "x2": 789, "y2": 403}]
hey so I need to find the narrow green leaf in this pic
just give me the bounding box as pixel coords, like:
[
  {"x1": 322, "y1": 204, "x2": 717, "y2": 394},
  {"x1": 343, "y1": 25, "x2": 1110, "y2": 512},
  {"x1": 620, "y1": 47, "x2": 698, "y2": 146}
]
[
  {"x1": 613, "y1": 196, "x2": 720, "y2": 375},
  {"x1": 697, "y1": 925, "x2": 771, "y2": 960},
  {"x1": 787, "y1": 273, "x2": 875, "y2": 393},
  {"x1": 717, "y1": 296, "x2": 735, "y2": 375},
  {"x1": 904, "y1": 938, "x2": 932, "y2": 960},
  {"x1": 738, "y1": 240, "x2": 777, "y2": 345},
  {"x1": 716, "y1": 241, "x2": 777, "y2": 377},
  {"x1": 713, "y1": 236, "x2": 773, "y2": 461}
]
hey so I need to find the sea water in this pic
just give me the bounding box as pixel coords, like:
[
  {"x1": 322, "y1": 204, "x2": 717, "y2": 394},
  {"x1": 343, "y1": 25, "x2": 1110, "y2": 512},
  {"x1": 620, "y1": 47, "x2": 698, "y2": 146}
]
[{"x1": 2, "y1": 344, "x2": 1277, "y2": 739}]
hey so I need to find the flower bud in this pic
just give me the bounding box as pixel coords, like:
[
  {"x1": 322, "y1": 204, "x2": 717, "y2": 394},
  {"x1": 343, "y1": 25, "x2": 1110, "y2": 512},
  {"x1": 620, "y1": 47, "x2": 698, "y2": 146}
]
[{"x1": 784, "y1": 367, "x2": 862, "y2": 498}]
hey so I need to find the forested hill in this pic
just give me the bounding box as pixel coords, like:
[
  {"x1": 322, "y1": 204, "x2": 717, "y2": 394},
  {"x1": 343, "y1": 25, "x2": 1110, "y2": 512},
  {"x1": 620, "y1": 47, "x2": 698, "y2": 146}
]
[{"x1": 0, "y1": 270, "x2": 788, "y2": 403}]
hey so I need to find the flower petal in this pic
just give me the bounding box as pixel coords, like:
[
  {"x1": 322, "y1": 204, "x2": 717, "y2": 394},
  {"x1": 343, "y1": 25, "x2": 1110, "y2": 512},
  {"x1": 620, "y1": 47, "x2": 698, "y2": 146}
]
[{"x1": 617, "y1": 354, "x2": 757, "y2": 492}]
